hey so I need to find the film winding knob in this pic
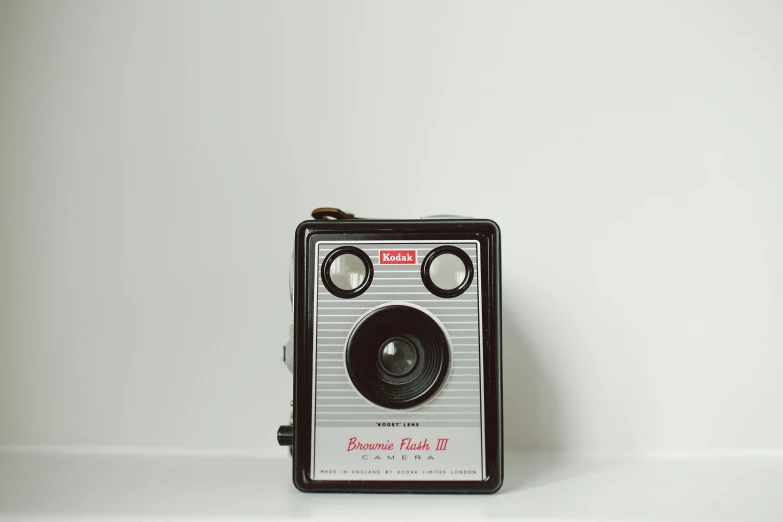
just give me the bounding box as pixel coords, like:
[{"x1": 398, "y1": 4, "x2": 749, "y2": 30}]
[{"x1": 277, "y1": 425, "x2": 293, "y2": 446}]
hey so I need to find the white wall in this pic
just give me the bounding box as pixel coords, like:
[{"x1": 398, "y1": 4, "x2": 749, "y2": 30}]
[{"x1": 1, "y1": 0, "x2": 782, "y2": 455}]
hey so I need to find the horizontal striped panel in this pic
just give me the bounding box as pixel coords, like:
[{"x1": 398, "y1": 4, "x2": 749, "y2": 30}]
[
  {"x1": 316, "y1": 393, "x2": 480, "y2": 399},
  {"x1": 316, "y1": 406, "x2": 479, "y2": 413},
  {"x1": 316, "y1": 411, "x2": 479, "y2": 416},
  {"x1": 314, "y1": 240, "x2": 482, "y2": 426},
  {"x1": 318, "y1": 246, "x2": 475, "y2": 256},
  {"x1": 314, "y1": 347, "x2": 479, "y2": 352},
  {"x1": 315, "y1": 419, "x2": 481, "y2": 428},
  {"x1": 315, "y1": 364, "x2": 479, "y2": 370},
  {"x1": 316, "y1": 399, "x2": 478, "y2": 406},
  {"x1": 317, "y1": 304, "x2": 476, "y2": 309}
]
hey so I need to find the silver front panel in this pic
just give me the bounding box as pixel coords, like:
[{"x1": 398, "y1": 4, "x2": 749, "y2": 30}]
[{"x1": 311, "y1": 240, "x2": 485, "y2": 481}]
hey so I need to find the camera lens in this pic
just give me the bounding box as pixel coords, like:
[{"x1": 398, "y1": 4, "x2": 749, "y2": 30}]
[
  {"x1": 346, "y1": 304, "x2": 451, "y2": 409},
  {"x1": 329, "y1": 253, "x2": 366, "y2": 291},
  {"x1": 421, "y1": 246, "x2": 475, "y2": 298},
  {"x1": 378, "y1": 337, "x2": 418, "y2": 377},
  {"x1": 321, "y1": 247, "x2": 373, "y2": 298}
]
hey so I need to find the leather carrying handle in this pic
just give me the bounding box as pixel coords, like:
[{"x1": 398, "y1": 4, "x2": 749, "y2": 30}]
[{"x1": 311, "y1": 207, "x2": 358, "y2": 220}]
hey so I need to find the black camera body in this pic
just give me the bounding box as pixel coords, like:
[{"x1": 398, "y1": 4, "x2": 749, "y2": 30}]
[{"x1": 286, "y1": 218, "x2": 502, "y2": 493}]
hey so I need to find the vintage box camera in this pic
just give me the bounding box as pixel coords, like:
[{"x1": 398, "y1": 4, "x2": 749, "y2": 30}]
[{"x1": 278, "y1": 212, "x2": 503, "y2": 493}]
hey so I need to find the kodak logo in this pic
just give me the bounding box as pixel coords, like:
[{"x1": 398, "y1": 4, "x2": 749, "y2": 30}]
[{"x1": 379, "y1": 250, "x2": 417, "y2": 264}]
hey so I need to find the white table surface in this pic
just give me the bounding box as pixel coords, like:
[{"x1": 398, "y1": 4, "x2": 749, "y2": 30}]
[{"x1": 1, "y1": 451, "x2": 781, "y2": 521}]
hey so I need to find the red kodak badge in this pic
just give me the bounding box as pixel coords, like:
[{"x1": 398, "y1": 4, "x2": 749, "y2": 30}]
[{"x1": 379, "y1": 250, "x2": 416, "y2": 264}]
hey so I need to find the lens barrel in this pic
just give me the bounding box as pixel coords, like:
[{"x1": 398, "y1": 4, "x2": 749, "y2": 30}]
[{"x1": 345, "y1": 304, "x2": 451, "y2": 409}]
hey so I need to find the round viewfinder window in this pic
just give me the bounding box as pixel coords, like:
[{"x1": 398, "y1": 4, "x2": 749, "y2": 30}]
[
  {"x1": 429, "y1": 253, "x2": 466, "y2": 291},
  {"x1": 329, "y1": 253, "x2": 366, "y2": 291},
  {"x1": 421, "y1": 246, "x2": 474, "y2": 298},
  {"x1": 322, "y1": 247, "x2": 373, "y2": 298}
]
